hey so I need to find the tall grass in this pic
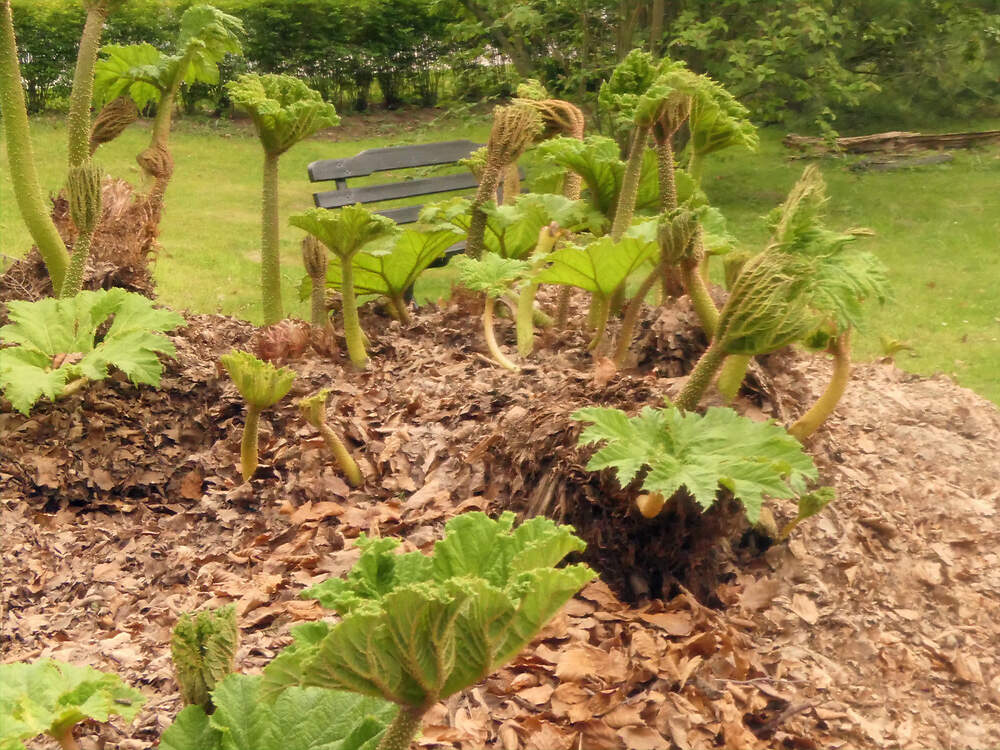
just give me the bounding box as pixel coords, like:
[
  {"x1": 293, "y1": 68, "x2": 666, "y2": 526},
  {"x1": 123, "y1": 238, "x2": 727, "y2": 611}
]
[{"x1": 1, "y1": 114, "x2": 997, "y2": 403}]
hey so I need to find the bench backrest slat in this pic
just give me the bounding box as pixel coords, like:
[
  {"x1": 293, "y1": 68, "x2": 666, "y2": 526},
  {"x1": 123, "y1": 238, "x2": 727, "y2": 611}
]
[
  {"x1": 308, "y1": 140, "x2": 482, "y2": 182},
  {"x1": 313, "y1": 172, "x2": 479, "y2": 210}
]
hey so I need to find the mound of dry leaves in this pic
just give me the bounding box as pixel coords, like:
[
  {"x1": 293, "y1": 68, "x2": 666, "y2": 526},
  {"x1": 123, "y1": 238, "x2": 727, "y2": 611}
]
[{"x1": 2, "y1": 297, "x2": 999, "y2": 750}]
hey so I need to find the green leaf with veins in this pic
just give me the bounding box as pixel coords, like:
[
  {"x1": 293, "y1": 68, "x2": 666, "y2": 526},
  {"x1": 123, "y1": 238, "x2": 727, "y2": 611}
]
[
  {"x1": 261, "y1": 512, "x2": 594, "y2": 710},
  {"x1": 159, "y1": 673, "x2": 395, "y2": 750},
  {"x1": 227, "y1": 73, "x2": 340, "y2": 156},
  {"x1": 0, "y1": 660, "x2": 144, "y2": 749},
  {"x1": 322, "y1": 229, "x2": 458, "y2": 300},
  {"x1": 451, "y1": 254, "x2": 530, "y2": 299},
  {"x1": 289, "y1": 206, "x2": 399, "y2": 262},
  {"x1": 573, "y1": 405, "x2": 820, "y2": 523},
  {"x1": 0, "y1": 289, "x2": 185, "y2": 415},
  {"x1": 534, "y1": 136, "x2": 660, "y2": 220},
  {"x1": 535, "y1": 234, "x2": 657, "y2": 298}
]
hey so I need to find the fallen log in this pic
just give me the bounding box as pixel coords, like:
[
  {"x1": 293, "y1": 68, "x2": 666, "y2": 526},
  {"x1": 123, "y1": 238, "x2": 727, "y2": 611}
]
[{"x1": 783, "y1": 130, "x2": 1000, "y2": 154}]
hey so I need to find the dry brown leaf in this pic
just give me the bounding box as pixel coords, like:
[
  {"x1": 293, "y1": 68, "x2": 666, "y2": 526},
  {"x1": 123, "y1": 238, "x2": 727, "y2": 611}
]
[
  {"x1": 789, "y1": 593, "x2": 819, "y2": 624},
  {"x1": 741, "y1": 577, "x2": 780, "y2": 612},
  {"x1": 616, "y1": 725, "x2": 670, "y2": 750},
  {"x1": 638, "y1": 611, "x2": 694, "y2": 636}
]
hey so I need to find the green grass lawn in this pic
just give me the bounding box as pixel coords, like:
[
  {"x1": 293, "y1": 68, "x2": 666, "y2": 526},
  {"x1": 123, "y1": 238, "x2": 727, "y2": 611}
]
[{"x1": 1, "y1": 113, "x2": 998, "y2": 403}]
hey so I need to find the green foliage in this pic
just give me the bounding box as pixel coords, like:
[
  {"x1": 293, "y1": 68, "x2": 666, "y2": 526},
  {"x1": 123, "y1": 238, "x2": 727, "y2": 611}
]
[
  {"x1": 423, "y1": 193, "x2": 603, "y2": 259},
  {"x1": 766, "y1": 166, "x2": 889, "y2": 343},
  {"x1": 597, "y1": 48, "x2": 662, "y2": 138},
  {"x1": 261, "y1": 511, "x2": 594, "y2": 711},
  {"x1": 534, "y1": 135, "x2": 661, "y2": 221},
  {"x1": 220, "y1": 350, "x2": 295, "y2": 409},
  {"x1": 0, "y1": 659, "x2": 144, "y2": 750},
  {"x1": 452, "y1": 253, "x2": 529, "y2": 299},
  {"x1": 226, "y1": 72, "x2": 340, "y2": 155},
  {"x1": 319, "y1": 228, "x2": 458, "y2": 304},
  {"x1": 289, "y1": 206, "x2": 398, "y2": 263},
  {"x1": 159, "y1": 673, "x2": 395, "y2": 750},
  {"x1": 535, "y1": 234, "x2": 657, "y2": 299},
  {"x1": 0, "y1": 289, "x2": 185, "y2": 416},
  {"x1": 171, "y1": 605, "x2": 239, "y2": 712},
  {"x1": 573, "y1": 405, "x2": 820, "y2": 523},
  {"x1": 93, "y1": 4, "x2": 243, "y2": 108}
]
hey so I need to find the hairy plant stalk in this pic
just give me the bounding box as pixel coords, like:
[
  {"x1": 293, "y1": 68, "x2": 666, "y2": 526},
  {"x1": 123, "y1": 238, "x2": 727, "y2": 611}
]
[
  {"x1": 516, "y1": 281, "x2": 540, "y2": 357},
  {"x1": 610, "y1": 124, "x2": 650, "y2": 241},
  {"x1": 555, "y1": 287, "x2": 572, "y2": 328},
  {"x1": 60, "y1": 161, "x2": 103, "y2": 297},
  {"x1": 680, "y1": 257, "x2": 719, "y2": 337},
  {"x1": 612, "y1": 265, "x2": 658, "y2": 367},
  {"x1": 466, "y1": 168, "x2": 503, "y2": 260},
  {"x1": 0, "y1": 0, "x2": 70, "y2": 291},
  {"x1": 302, "y1": 236, "x2": 330, "y2": 330},
  {"x1": 789, "y1": 332, "x2": 852, "y2": 440},
  {"x1": 261, "y1": 151, "x2": 283, "y2": 323},
  {"x1": 299, "y1": 392, "x2": 362, "y2": 487},
  {"x1": 67, "y1": 4, "x2": 111, "y2": 168},
  {"x1": 389, "y1": 294, "x2": 410, "y2": 323},
  {"x1": 716, "y1": 354, "x2": 752, "y2": 402},
  {"x1": 483, "y1": 299, "x2": 519, "y2": 371},
  {"x1": 376, "y1": 706, "x2": 425, "y2": 750},
  {"x1": 674, "y1": 341, "x2": 727, "y2": 411},
  {"x1": 655, "y1": 139, "x2": 677, "y2": 212},
  {"x1": 338, "y1": 258, "x2": 369, "y2": 369},
  {"x1": 467, "y1": 105, "x2": 541, "y2": 259},
  {"x1": 240, "y1": 405, "x2": 261, "y2": 481},
  {"x1": 588, "y1": 296, "x2": 611, "y2": 353},
  {"x1": 501, "y1": 163, "x2": 521, "y2": 204}
]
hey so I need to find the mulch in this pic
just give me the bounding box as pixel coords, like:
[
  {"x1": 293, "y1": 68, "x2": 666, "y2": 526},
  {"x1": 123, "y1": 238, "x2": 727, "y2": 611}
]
[{"x1": 2, "y1": 291, "x2": 999, "y2": 749}]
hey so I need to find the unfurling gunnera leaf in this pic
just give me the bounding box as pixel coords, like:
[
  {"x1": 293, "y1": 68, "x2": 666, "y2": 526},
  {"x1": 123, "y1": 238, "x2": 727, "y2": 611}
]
[
  {"x1": 159, "y1": 673, "x2": 396, "y2": 750},
  {"x1": 260, "y1": 511, "x2": 594, "y2": 709},
  {"x1": 220, "y1": 350, "x2": 296, "y2": 409},
  {"x1": 171, "y1": 605, "x2": 239, "y2": 711},
  {"x1": 0, "y1": 289, "x2": 185, "y2": 415},
  {"x1": 0, "y1": 660, "x2": 145, "y2": 750},
  {"x1": 572, "y1": 405, "x2": 821, "y2": 523}
]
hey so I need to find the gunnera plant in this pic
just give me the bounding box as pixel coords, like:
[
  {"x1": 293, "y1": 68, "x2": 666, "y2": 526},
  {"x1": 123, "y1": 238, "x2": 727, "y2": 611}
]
[
  {"x1": 0, "y1": 0, "x2": 71, "y2": 290},
  {"x1": 0, "y1": 659, "x2": 144, "y2": 750},
  {"x1": 227, "y1": 73, "x2": 340, "y2": 324},
  {"x1": 299, "y1": 389, "x2": 362, "y2": 487},
  {"x1": 171, "y1": 605, "x2": 239, "y2": 714},
  {"x1": 466, "y1": 104, "x2": 543, "y2": 259},
  {"x1": 451, "y1": 253, "x2": 529, "y2": 371},
  {"x1": 259, "y1": 511, "x2": 595, "y2": 750},
  {"x1": 220, "y1": 350, "x2": 296, "y2": 481},
  {"x1": 289, "y1": 206, "x2": 399, "y2": 369}
]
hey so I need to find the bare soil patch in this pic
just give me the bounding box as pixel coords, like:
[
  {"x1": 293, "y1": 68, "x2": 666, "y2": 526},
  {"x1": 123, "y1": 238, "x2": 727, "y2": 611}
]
[{"x1": 2, "y1": 296, "x2": 999, "y2": 749}]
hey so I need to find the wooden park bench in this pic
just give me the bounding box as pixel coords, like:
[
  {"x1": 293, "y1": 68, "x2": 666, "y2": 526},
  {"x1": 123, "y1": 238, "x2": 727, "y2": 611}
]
[{"x1": 307, "y1": 139, "x2": 484, "y2": 224}]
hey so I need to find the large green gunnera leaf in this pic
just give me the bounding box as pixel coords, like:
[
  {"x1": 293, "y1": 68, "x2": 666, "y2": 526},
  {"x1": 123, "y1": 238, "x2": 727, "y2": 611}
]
[
  {"x1": 573, "y1": 405, "x2": 820, "y2": 523},
  {"x1": 0, "y1": 660, "x2": 144, "y2": 750},
  {"x1": 262, "y1": 512, "x2": 594, "y2": 709},
  {"x1": 159, "y1": 673, "x2": 395, "y2": 750},
  {"x1": 0, "y1": 289, "x2": 185, "y2": 415},
  {"x1": 535, "y1": 234, "x2": 657, "y2": 299}
]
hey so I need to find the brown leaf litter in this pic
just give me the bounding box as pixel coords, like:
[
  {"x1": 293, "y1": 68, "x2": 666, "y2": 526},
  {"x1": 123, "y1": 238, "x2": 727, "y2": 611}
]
[{"x1": 2, "y1": 296, "x2": 999, "y2": 749}]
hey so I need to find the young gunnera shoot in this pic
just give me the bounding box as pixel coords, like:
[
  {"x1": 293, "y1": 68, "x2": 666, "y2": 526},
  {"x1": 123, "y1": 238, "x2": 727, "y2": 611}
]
[
  {"x1": 159, "y1": 673, "x2": 396, "y2": 750},
  {"x1": 220, "y1": 351, "x2": 296, "y2": 482},
  {"x1": 0, "y1": 289, "x2": 185, "y2": 415},
  {"x1": 572, "y1": 404, "x2": 831, "y2": 530},
  {"x1": 0, "y1": 659, "x2": 144, "y2": 750},
  {"x1": 452, "y1": 253, "x2": 529, "y2": 371},
  {"x1": 299, "y1": 389, "x2": 362, "y2": 487},
  {"x1": 260, "y1": 511, "x2": 595, "y2": 750},
  {"x1": 0, "y1": 0, "x2": 71, "y2": 291},
  {"x1": 60, "y1": 160, "x2": 105, "y2": 298},
  {"x1": 290, "y1": 206, "x2": 398, "y2": 369},
  {"x1": 227, "y1": 73, "x2": 341, "y2": 324},
  {"x1": 171, "y1": 605, "x2": 239, "y2": 713},
  {"x1": 466, "y1": 104, "x2": 543, "y2": 259}
]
